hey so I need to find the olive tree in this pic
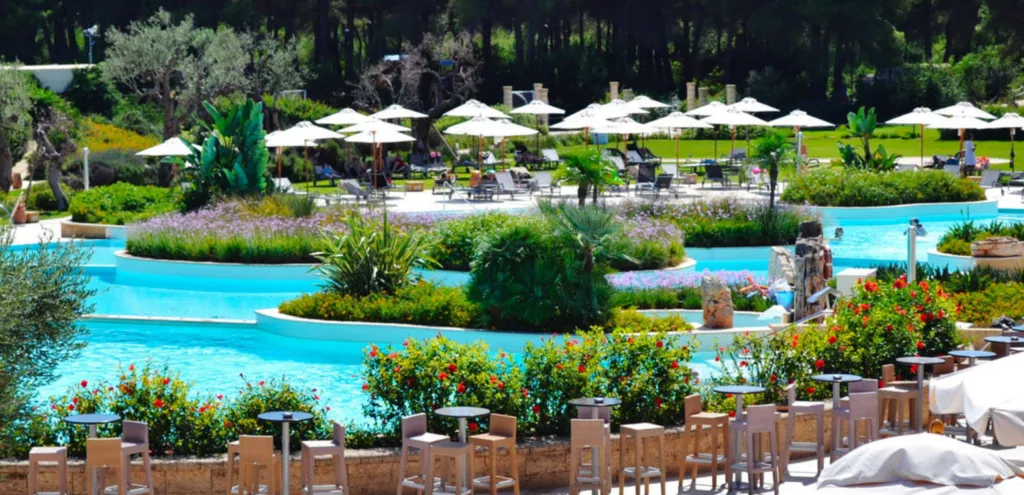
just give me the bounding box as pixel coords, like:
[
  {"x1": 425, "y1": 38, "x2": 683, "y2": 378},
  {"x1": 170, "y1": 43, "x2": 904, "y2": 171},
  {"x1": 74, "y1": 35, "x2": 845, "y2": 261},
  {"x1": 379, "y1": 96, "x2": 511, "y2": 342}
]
[
  {"x1": 102, "y1": 9, "x2": 248, "y2": 141},
  {"x1": 0, "y1": 227, "x2": 95, "y2": 432},
  {"x1": 0, "y1": 66, "x2": 32, "y2": 193}
]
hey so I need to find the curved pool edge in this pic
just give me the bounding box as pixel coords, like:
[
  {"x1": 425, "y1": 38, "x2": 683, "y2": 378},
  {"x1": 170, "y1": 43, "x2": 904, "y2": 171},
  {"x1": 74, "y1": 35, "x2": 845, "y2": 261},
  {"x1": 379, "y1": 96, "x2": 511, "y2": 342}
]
[
  {"x1": 114, "y1": 250, "x2": 320, "y2": 280},
  {"x1": 806, "y1": 198, "x2": 999, "y2": 223}
]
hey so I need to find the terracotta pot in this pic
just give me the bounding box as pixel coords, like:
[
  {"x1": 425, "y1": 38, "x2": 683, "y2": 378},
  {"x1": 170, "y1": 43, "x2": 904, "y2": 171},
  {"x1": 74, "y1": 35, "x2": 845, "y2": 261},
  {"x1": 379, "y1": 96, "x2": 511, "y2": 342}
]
[
  {"x1": 11, "y1": 173, "x2": 22, "y2": 190},
  {"x1": 12, "y1": 203, "x2": 26, "y2": 224}
]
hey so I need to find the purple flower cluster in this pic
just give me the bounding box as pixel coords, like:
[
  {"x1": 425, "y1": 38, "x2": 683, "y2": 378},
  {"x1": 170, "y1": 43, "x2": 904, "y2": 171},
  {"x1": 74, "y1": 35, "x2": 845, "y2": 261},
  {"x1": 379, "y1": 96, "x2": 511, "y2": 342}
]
[
  {"x1": 608, "y1": 268, "x2": 767, "y2": 290},
  {"x1": 129, "y1": 202, "x2": 325, "y2": 240}
]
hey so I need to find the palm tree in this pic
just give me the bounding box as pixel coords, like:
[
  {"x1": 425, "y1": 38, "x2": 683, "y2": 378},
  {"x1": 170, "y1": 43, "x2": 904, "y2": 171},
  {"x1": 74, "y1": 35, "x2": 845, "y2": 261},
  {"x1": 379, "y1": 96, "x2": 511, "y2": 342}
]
[
  {"x1": 751, "y1": 130, "x2": 793, "y2": 209},
  {"x1": 847, "y1": 106, "x2": 877, "y2": 166},
  {"x1": 558, "y1": 149, "x2": 622, "y2": 206}
]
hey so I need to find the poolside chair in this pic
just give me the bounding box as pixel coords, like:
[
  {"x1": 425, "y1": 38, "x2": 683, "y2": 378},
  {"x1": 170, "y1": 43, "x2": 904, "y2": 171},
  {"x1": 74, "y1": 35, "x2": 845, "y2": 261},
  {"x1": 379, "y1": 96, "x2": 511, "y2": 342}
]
[
  {"x1": 530, "y1": 170, "x2": 559, "y2": 197},
  {"x1": 482, "y1": 151, "x2": 502, "y2": 168},
  {"x1": 541, "y1": 149, "x2": 563, "y2": 168},
  {"x1": 338, "y1": 179, "x2": 374, "y2": 204},
  {"x1": 703, "y1": 164, "x2": 731, "y2": 188},
  {"x1": 495, "y1": 171, "x2": 530, "y2": 199},
  {"x1": 943, "y1": 164, "x2": 962, "y2": 176},
  {"x1": 979, "y1": 169, "x2": 1002, "y2": 188},
  {"x1": 632, "y1": 162, "x2": 657, "y2": 195},
  {"x1": 661, "y1": 164, "x2": 678, "y2": 177},
  {"x1": 271, "y1": 177, "x2": 294, "y2": 193},
  {"x1": 626, "y1": 150, "x2": 647, "y2": 165},
  {"x1": 639, "y1": 147, "x2": 661, "y2": 163},
  {"x1": 650, "y1": 174, "x2": 680, "y2": 199},
  {"x1": 409, "y1": 154, "x2": 447, "y2": 178},
  {"x1": 515, "y1": 149, "x2": 543, "y2": 168}
]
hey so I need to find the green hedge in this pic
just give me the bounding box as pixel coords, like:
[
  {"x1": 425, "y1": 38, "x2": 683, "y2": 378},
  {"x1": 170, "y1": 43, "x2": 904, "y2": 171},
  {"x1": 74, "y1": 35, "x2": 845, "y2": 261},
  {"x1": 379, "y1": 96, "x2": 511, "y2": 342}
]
[
  {"x1": 936, "y1": 220, "x2": 1024, "y2": 256},
  {"x1": 68, "y1": 183, "x2": 179, "y2": 225},
  {"x1": 781, "y1": 168, "x2": 986, "y2": 207},
  {"x1": 280, "y1": 281, "x2": 480, "y2": 328}
]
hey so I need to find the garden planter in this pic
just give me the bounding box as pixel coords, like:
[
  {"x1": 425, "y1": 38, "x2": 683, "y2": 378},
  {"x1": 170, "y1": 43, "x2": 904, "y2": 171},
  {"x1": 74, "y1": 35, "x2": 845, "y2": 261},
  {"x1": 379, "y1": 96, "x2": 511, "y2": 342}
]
[
  {"x1": 11, "y1": 203, "x2": 26, "y2": 224},
  {"x1": 25, "y1": 210, "x2": 40, "y2": 223},
  {"x1": 11, "y1": 173, "x2": 22, "y2": 189}
]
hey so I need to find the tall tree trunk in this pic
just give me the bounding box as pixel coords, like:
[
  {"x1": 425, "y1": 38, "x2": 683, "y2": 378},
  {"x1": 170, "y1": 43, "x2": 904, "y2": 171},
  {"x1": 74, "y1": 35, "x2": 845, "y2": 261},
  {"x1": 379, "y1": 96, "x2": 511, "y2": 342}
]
[
  {"x1": 922, "y1": 0, "x2": 933, "y2": 61},
  {"x1": 344, "y1": 0, "x2": 356, "y2": 81},
  {"x1": 578, "y1": 7, "x2": 584, "y2": 49},
  {"x1": 513, "y1": 18, "x2": 524, "y2": 73},
  {"x1": 832, "y1": 39, "x2": 847, "y2": 103},
  {"x1": 723, "y1": 22, "x2": 736, "y2": 84},
  {"x1": 595, "y1": 17, "x2": 602, "y2": 53},
  {"x1": 314, "y1": 0, "x2": 330, "y2": 65},
  {"x1": 680, "y1": 1, "x2": 692, "y2": 84},
  {"x1": 481, "y1": 0, "x2": 493, "y2": 77},
  {"x1": 577, "y1": 183, "x2": 588, "y2": 207},
  {"x1": 0, "y1": 137, "x2": 13, "y2": 193}
]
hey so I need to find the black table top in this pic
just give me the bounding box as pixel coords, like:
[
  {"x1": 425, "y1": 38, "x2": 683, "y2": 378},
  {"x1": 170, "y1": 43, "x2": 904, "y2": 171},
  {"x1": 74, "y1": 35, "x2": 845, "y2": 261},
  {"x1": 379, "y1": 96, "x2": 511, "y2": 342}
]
[
  {"x1": 949, "y1": 350, "x2": 997, "y2": 359},
  {"x1": 712, "y1": 385, "x2": 766, "y2": 395},
  {"x1": 258, "y1": 411, "x2": 314, "y2": 423},
  {"x1": 434, "y1": 406, "x2": 490, "y2": 419},
  {"x1": 811, "y1": 373, "x2": 863, "y2": 383},
  {"x1": 567, "y1": 398, "x2": 623, "y2": 408},
  {"x1": 897, "y1": 356, "x2": 946, "y2": 365},
  {"x1": 63, "y1": 413, "x2": 121, "y2": 426}
]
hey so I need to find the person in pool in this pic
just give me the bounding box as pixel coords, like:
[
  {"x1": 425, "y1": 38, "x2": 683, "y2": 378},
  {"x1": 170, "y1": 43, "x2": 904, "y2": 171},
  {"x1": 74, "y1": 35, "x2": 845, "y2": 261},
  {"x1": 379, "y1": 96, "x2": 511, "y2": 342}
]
[{"x1": 834, "y1": 227, "x2": 844, "y2": 241}]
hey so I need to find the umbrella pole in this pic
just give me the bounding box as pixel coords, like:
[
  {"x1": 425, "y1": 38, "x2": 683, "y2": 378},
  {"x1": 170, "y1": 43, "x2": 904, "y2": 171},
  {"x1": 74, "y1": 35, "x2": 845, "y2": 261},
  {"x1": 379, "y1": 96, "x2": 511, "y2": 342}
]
[
  {"x1": 959, "y1": 128, "x2": 966, "y2": 177},
  {"x1": 501, "y1": 138, "x2": 506, "y2": 169},
  {"x1": 714, "y1": 125, "x2": 719, "y2": 161},
  {"x1": 536, "y1": 115, "x2": 541, "y2": 155},
  {"x1": 1012, "y1": 129, "x2": 1017, "y2": 173},
  {"x1": 277, "y1": 147, "x2": 283, "y2": 179},
  {"x1": 304, "y1": 146, "x2": 310, "y2": 193},
  {"x1": 675, "y1": 130, "x2": 680, "y2": 166},
  {"x1": 795, "y1": 127, "x2": 803, "y2": 173},
  {"x1": 730, "y1": 126, "x2": 737, "y2": 167},
  {"x1": 920, "y1": 124, "x2": 925, "y2": 169}
]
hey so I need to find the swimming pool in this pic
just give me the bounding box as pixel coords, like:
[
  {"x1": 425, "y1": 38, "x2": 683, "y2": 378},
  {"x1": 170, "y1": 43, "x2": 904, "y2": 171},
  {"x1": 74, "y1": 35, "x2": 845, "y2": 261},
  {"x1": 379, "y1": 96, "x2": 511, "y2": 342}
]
[{"x1": 38, "y1": 319, "x2": 723, "y2": 423}]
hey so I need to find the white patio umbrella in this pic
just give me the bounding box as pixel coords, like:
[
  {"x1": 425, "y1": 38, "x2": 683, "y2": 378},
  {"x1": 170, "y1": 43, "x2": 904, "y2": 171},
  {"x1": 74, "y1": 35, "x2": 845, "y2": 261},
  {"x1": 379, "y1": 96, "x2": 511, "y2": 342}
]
[
  {"x1": 370, "y1": 104, "x2": 428, "y2": 120},
  {"x1": 935, "y1": 101, "x2": 997, "y2": 120},
  {"x1": 702, "y1": 108, "x2": 769, "y2": 165},
  {"x1": 646, "y1": 112, "x2": 712, "y2": 165},
  {"x1": 728, "y1": 97, "x2": 779, "y2": 114},
  {"x1": 444, "y1": 117, "x2": 508, "y2": 166},
  {"x1": 338, "y1": 119, "x2": 411, "y2": 134},
  {"x1": 136, "y1": 138, "x2": 195, "y2": 157},
  {"x1": 550, "y1": 107, "x2": 612, "y2": 149},
  {"x1": 885, "y1": 107, "x2": 950, "y2": 168},
  {"x1": 562, "y1": 103, "x2": 604, "y2": 121},
  {"x1": 346, "y1": 129, "x2": 416, "y2": 184},
  {"x1": 628, "y1": 95, "x2": 671, "y2": 110},
  {"x1": 600, "y1": 99, "x2": 647, "y2": 119},
  {"x1": 315, "y1": 108, "x2": 371, "y2": 126},
  {"x1": 491, "y1": 120, "x2": 539, "y2": 166},
  {"x1": 768, "y1": 110, "x2": 835, "y2": 169},
  {"x1": 511, "y1": 100, "x2": 566, "y2": 153},
  {"x1": 590, "y1": 117, "x2": 656, "y2": 154},
  {"x1": 928, "y1": 114, "x2": 990, "y2": 175},
  {"x1": 986, "y1": 113, "x2": 1024, "y2": 172},
  {"x1": 281, "y1": 122, "x2": 344, "y2": 187},
  {"x1": 444, "y1": 99, "x2": 509, "y2": 119},
  {"x1": 684, "y1": 101, "x2": 728, "y2": 117},
  {"x1": 265, "y1": 131, "x2": 315, "y2": 178}
]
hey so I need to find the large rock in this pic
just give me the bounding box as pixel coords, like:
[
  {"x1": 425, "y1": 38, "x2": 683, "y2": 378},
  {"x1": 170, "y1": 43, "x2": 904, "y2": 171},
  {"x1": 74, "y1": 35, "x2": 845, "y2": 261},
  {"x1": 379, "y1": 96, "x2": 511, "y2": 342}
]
[
  {"x1": 971, "y1": 237, "x2": 1024, "y2": 258},
  {"x1": 769, "y1": 246, "x2": 796, "y2": 285},
  {"x1": 701, "y1": 275, "x2": 734, "y2": 329},
  {"x1": 794, "y1": 221, "x2": 832, "y2": 320}
]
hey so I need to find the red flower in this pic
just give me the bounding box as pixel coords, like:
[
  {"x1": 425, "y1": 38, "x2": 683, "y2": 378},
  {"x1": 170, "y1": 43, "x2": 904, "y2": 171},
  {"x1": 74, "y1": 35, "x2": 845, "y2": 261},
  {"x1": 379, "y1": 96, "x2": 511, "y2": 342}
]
[
  {"x1": 728, "y1": 410, "x2": 736, "y2": 418},
  {"x1": 388, "y1": 352, "x2": 398, "y2": 359},
  {"x1": 447, "y1": 363, "x2": 458, "y2": 373},
  {"x1": 885, "y1": 324, "x2": 893, "y2": 332},
  {"x1": 815, "y1": 359, "x2": 825, "y2": 370},
  {"x1": 522, "y1": 388, "x2": 529, "y2": 398},
  {"x1": 128, "y1": 364, "x2": 135, "y2": 371},
  {"x1": 314, "y1": 395, "x2": 320, "y2": 400},
  {"x1": 919, "y1": 313, "x2": 928, "y2": 323},
  {"x1": 490, "y1": 375, "x2": 499, "y2": 383},
  {"x1": 918, "y1": 281, "x2": 929, "y2": 291},
  {"x1": 369, "y1": 349, "x2": 378, "y2": 358},
  {"x1": 224, "y1": 420, "x2": 233, "y2": 429},
  {"x1": 864, "y1": 280, "x2": 879, "y2": 293},
  {"x1": 740, "y1": 361, "x2": 748, "y2": 367},
  {"x1": 162, "y1": 378, "x2": 171, "y2": 385},
  {"x1": 362, "y1": 383, "x2": 369, "y2": 391},
  {"x1": 578, "y1": 365, "x2": 586, "y2": 373},
  {"x1": 719, "y1": 347, "x2": 726, "y2": 352},
  {"x1": 457, "y1": 382, "x2": 466, "y2": 394},
  {"x1": 742, "y1": 348, "x2": 750, "y2": 355},
  {"x1": 806, "y1": 387, "x2": 816, "y2": 394},
  {"x1": 714, "y1": 355, "x2": 720, "y2": 362},
  {"x1": 93, "y1": 389, "x2": 99, "y2": 395},
  {"x1": 916, "y1": 341, "x2": 925, "y2": 350},
  {"x1": 258, "y1": 381, "x2": 265, "y2": 387},
  {"x1": 828, "y1": 335, "x2": 838, "y2": 344},
  {"x1": 468, "y1": 422, "x2": 479, "y2": 432},
  {"x1": 402, "y1": 340, "x2": 409, "y2": 347},
  {"x1": 910, "y1": 364, "x2": 918, "y2": 374},
  {"x1": 497, "y1": 382, "x2": 504, "y2": 389},
  {"x1": 153, "y1": 399, "x2": 164, "y2": 408},
  {"x1": 217, "y1": 394, "x2": 223, "y2": 400},
  {"x1": 726, "y1": 393, "x2": 733, "y2": 398},
  {"x1": 500, "y1": 352, "x2": 507, "y2": 358},
  {"x1": 326, "y1": 406, "x2": 331, "y2": 411},
  {"x1": 769, "y1": 374, "x2": 778, "y2": 383},
  {"x1": 910, "y1": 290, "x2": 918, "y2": 299},
  {"x1": 556, "y1": 363, "x2": 563, "y2": 370},
  {"x1": 532, "y1": 405, "x2": 541, "y2": 414},
  {"x1": 51, "y1": 404, "x2": 57, "y2": 410},
  {"x1": 438, "y1": 372, "x2": 448, "y2": 380},
  {"x1": 72, "y1": 397, "x2": 78, "y2": 404},
  {"x1": 80, "y1": 380, "x2": 88, "y2": 388},
  {"x1": 627, "y1": 337, "x2": 635, "y2": 344},
  {"x1": 671, "y1": 361, "x2": 679, "y2": 369},
  {"x1": 656, "y1": 341, "x2": 664, "y2": 348},
  {"x1": 655, "y1": 398, "x2": 663, "y2": 408},
  {"x1": 859, "y1": 303, "x2": 871, "y2": 312},
  {"x1": 108, "y1": 386, "x2": 114, "y2": 392},
  {"x1": 68, "y1": 404, "x2": 75, "y2": 411}
]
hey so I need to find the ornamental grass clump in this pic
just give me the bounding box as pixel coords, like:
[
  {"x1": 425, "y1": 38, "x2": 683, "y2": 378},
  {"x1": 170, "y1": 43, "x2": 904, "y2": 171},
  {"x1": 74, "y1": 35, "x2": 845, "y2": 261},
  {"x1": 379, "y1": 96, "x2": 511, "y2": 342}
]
[{"x1": 781, "y1": 168, "x2": 986, "y2": 207}]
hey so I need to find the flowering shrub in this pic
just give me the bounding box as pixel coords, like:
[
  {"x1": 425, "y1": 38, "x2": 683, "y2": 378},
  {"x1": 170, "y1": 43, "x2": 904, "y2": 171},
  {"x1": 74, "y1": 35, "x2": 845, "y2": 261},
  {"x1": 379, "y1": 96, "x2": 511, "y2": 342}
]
[
  {"x1": 616, "y1": 198, "x2": 809, "y2": 248},
  {"x1": 713, "y1": 327, "x2": 820, "y2": 406},
  {"x1": 953, "y1": 282, "x2": 1024, "y2": 326},
  {"x1": 361, "y1": 335, "x2": 527, "y2": 440},
  {"x1": 68, "y1": 183, "x2": 178, "y2": 225},
  {"x1": 279, "y1": 281, "x2": 480, "y2": 328},
  {"x1": 3, "y1": 364, "x2": 328, "y2": 458},
  {"x1": 78, "y1": 119, "x2": 161, "y2": 154}
]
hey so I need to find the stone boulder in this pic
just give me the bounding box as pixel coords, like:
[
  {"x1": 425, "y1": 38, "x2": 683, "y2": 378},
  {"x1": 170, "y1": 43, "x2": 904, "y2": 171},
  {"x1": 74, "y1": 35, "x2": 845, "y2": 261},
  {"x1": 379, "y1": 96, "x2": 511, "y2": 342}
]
[
  {"x1": 701, "y1": 275, "x2": 734, "y2": 329},
  {"x1": 769, "y1": 246, "x2": 796, "y2": 285},
  {"x1": 971, "y1": 237, "x2": 1024, "y2": 258}
]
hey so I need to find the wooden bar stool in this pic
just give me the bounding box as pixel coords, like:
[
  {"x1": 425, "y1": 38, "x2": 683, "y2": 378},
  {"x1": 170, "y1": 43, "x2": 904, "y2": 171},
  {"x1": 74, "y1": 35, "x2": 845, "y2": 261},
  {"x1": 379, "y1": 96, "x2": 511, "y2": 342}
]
[
  {"x1": 879, "y1": 364, "x2": 915, "y2": 436},
  {"x1": 28, "y1": 446, "x2": 68, "y2": 495},
  {"x1": 729, "y1": 405, "x2": 781, "y2": 495},
  {"x1": 617, "y1": 423, "x2": 665, "y2": 495},
  {"x1": 680, "y1": 394, "x2": 730, "y2": 490},
  {"x1": 431, "y1": 441, "x2": 475, "y2": 495},
  {"x1": 233, "y1": 435, "x2": 281, "y2": 495},
  {"x1": 832, "y1": 392, "x2": 879, "y2": 461},
  {"x1": 301, "y1": 422, "x2": 349, "y2": 495},
  {"x1": 569, "y1": 419, "x2": 611, "y2": 495},
  {"x1": 782, "y1": 383, "x2": 825, "y2": 476},
  {"x1": 397, "y1": 413, "x2": 448, "y2": 495},
  {"x1": 87, "y1": 438, "x2": 154, "y2": 495},
  {"x1": 469, "y1": 414, "x2": 519, "y2": 495},
  {"x1": 227, "y1": 441, "x2": 242, "y2": 495}
]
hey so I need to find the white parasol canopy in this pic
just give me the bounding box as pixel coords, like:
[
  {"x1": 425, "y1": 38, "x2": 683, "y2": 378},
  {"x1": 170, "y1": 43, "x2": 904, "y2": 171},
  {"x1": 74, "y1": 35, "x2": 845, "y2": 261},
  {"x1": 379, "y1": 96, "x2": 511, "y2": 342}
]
[
  {"x1": 684, "y1": 100, "x2": 728, "y2": 117},
  {"x1": 136, "y1": 138, "x2": 196, "y2": 157},
  {"x1": 265, "y1": 130, "x2": 314, "y2": 148},
  {"x1": 728, "y1": 97, "x2": 779, "y2": 113},
  {"x1": 510, "y1": 99, "x2": 565, "y2": 116},
  {"x1": 315, "y1": 108, "x2": 371, "y2": 126},
  {"x1": 886, "y1": 108, "x2": 949, "y2": 168},
  {"x1": 647, "y1": 112, "x2": 712, "y2": 165},
  {"x1": 550, "y1": 108, "x2": 612, "y2": 130},
  {"x1": 444, "y1": 99, "x2": 509, "y2": 119},
  {"x1": 491, "y1": 119, "x2": 539, "y2": 137},
  {"x1": 702, "y1": 107, "x2": 769, "y2": 127},
  {"x1": 444, "y1": 116, "x2": 512, "y2": 137},
  {"x1": 563, "y1": 103, "x2": 604, "y2": 121},
  {"x1": 985, "y1": 112, "x2": 1024, "y2": 129},
  {"x1": 338, "y1": 119, "x2": 411, "y2": 134},
  {"x1": 345, "y1": 129, "x2": 416, "y2": 144},
  {"x1": 927, "y1": 115, "x2": 989, "y2": 130},
  {"x1": 935, "y1": 102, "x2": 997, "y2": 120},
  {"x1": 599, "y1": 99, "x2": 647, "y2": 119},
  {"x1": 370, "y1": 104, "x2": 428, "y2": 120},
  {"x1": 628, "y1": 95, "x2": 670, "y2": 109},
  {"x1": 282, "y1": 121, "x2": 344, "y2": 141},
  {"x1": 590, "y1": 117, "x2": 656, "y2": 135},
  {"x1": 768, "y1": 110, "x2": 833, "y2": 128}
]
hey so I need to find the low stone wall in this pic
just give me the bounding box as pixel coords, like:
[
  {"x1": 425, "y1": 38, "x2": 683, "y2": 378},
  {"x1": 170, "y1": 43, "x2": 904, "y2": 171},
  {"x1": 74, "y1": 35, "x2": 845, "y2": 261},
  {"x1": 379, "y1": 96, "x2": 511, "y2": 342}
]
[
  {"x1": 0, "y1": 411, "x2": 833, "y2": 495},
  {"x1": 60, "y1": 221, "x2": 124, "y2": 239}
]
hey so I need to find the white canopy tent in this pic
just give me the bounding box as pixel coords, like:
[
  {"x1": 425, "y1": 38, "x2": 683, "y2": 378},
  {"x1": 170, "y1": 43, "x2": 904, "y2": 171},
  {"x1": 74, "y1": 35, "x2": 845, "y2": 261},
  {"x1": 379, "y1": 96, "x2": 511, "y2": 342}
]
[
  {"x1": 647, "y1": 112, "x2": 712, "y2": 165},
  {"x1": 931, "y1": 352, "x2": 1024, "y2": 445},
  {"x1": 985, "y1": 113, "x2": 1024, "y2": 172},
  {"x1": 886, "y1": 108, "x2": 950, "y2": 168}
]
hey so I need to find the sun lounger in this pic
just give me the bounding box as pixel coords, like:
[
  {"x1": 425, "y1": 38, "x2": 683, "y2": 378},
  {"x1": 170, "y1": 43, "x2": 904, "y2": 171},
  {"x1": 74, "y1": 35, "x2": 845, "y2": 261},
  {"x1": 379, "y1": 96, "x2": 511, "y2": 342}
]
[
  {"x1": 482, "y1": 152, "x2": 502, "y2": 168},
  {"x1": 540, "y1": 149, "x2": 563, "y2": 168},
  {"x1": 495, "y1": 171, "x2": 530, "y2": 199},
  {"x1": 409, "y1": 154, "x2": 447, "y2": 178},
  {"x1": 626, "y1": 150, "x2": 646, "y2": 165},
  {"x1": 530, "y1": 170, "x2": 559, "y2": 197},
  {"x1": 652, "y1": 174, "x2": 680, "y2": 199},
  {"x1": 703, "y1": 164, "x2": 731, "y2": 188},
  {"x1": 943, "y1": 164, "x2": 962, "y2": 176},
  {"x1": 979, "y1": 169, "x2": 1001, "y2": 188},
  {"x1": 638, "y1": 147, "x2": 661, "y2": 163},
  {"x1": 271, "y1": 177, "x2": 295, "y2": 193},
  {"x1": 661, "y1": 164, "x2": 678, "y2": 177}
]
